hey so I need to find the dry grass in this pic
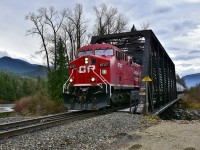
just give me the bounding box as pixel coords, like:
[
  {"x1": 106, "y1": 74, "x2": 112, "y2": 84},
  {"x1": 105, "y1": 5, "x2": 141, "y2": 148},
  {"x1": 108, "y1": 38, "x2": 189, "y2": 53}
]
[
  {"x1": 180, "y1": 84, "x2": 200, "y2": 110},
  {"x1": 181, "y1": 94, "x2": 200, "y2": 110},
  {"x1": 14, "y1": 92, "x2": 66, "y2": 116},
  {"x1": 143, "y1": 115, "x2": 161, "y2": 125}
]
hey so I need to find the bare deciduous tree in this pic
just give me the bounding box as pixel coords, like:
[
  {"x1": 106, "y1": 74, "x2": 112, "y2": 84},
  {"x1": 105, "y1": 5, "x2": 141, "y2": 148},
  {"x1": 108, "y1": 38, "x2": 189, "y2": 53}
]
[
  {"x1": 26, "y1": 3, "x2": 129, "y2": 64},
  {"x1": 93, "y1": 3, "x2": 127, "y2": 35},
  {"x1": 42, "y1": 7, "x2": 67, "y2": 69},
  {"x1": 62, "y1": 10, "x2": 76, "y2": 61},
  {"x1": 140, "y1": 21, "x2": 150, "y2": 30},
  {"x1": 26, "y1": 7, "x2": 68, "y2": 71},
  {"x1": 63, "y1": 4, "x2": 87, "y2": 61},
  {"x1": 25, "y1": 10, "x2": 51, "y2": 72}
]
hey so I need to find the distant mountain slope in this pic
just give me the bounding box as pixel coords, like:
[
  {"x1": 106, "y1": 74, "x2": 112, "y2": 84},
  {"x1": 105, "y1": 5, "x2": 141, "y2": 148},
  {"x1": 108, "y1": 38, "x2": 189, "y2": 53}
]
[
  {"x1": 0, "y1": 56, "x2": 47, "y2": 78},
  {"x1": 182, "y1": 73, "x2": 200, "y2": 88}
]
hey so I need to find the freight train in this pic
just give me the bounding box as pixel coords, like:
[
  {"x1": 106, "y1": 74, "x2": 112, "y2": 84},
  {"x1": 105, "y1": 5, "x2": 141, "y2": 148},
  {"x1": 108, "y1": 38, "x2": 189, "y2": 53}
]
[
  {"x1": 176, "y1": 83, "x2": 186, "y2": 93},
  {"x1": 63, "y1": 43, "x2": 141, "y2": 110}
]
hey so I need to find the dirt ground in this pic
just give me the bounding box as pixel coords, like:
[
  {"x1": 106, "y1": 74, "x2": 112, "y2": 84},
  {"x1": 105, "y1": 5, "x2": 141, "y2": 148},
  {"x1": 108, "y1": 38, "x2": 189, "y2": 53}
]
[{"x1": 114, "y1": 120, "x2": 200, "y2": 150}]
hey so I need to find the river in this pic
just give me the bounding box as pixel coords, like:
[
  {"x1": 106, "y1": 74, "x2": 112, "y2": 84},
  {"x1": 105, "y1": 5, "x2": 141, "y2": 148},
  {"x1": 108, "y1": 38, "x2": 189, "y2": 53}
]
[{"x1": 0, "y1": 104, "x2": 14, "y2": 113}]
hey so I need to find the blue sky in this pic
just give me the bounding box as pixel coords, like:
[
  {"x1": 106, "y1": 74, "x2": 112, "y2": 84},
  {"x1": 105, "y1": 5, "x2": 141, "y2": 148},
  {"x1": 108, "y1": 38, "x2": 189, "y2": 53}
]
[{"x1": 0, "y1": 0, "x2": 200, "y2": 77}]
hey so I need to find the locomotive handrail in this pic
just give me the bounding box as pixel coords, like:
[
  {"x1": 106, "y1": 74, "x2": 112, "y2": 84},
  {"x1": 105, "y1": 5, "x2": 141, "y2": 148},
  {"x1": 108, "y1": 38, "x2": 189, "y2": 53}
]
[
  {"x1": 92, "y1": 69, "x2": 109, "y2": 94},
  {"x1": 63, "y1": 69, "x2": 76, "y2": 93},
  {"x1": 99, "y1": 69, "x2": 111, "y2": 97},
  {"x1": 99, "y1": 69, "x2": 109, "y2": 84},
  {"x1": 91, "y1": 70, "x2": 108, "y2": 85}
]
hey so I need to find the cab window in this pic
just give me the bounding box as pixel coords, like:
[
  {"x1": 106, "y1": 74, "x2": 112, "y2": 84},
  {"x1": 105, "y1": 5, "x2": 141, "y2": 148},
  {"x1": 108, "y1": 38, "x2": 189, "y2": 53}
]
[
  {"x1": 95, "y1": 49, "x2": 113, "y2": 56},
  {"x1": 116, "y1": 51, "x2": 123, "y2": 60},
  {"x1": 77, "y1": 50, "x2": 92, "y2": 57}
]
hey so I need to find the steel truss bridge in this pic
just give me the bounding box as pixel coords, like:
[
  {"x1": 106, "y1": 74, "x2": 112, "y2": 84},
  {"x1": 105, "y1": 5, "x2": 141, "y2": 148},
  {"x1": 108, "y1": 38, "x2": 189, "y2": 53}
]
[{"x1": 90, "y1": 30, "x2": 177, "y2": 114}]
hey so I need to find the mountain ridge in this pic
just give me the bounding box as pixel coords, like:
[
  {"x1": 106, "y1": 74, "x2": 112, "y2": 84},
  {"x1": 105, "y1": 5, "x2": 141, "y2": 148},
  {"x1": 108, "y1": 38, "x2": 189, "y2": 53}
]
[
  {"x1": 0, "y1": 56, "x2": 47, "y2": 78},
  {"x1": 182, "y1": 73, "x2": 200, "y2": 88}
]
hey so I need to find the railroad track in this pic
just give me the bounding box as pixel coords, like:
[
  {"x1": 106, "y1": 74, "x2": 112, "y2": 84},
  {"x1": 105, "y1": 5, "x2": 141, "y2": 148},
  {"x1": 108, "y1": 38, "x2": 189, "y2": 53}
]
[{"x1": 0, "y1": 106, "x2": 124, "y2": 140}]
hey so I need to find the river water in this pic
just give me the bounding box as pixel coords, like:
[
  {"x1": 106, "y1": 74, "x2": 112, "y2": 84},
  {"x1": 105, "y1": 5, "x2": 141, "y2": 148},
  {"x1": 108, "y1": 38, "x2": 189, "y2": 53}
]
[{"x1": 0, "y1": 104, "x2": 14, "y2": 113}]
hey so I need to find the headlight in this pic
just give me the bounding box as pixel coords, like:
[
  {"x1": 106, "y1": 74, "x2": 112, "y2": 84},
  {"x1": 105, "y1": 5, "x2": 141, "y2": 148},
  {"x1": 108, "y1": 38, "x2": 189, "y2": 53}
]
[
  {"x1": 69, "y1": 78, "x2": 73, "y2": 82},
  {"x1": 91, "y1": 77, "x2": 95, "y2": 82},
  {"x1": 85, "y1": 60, "x2": 89, "y2": 64},
  {"x1": 85, "y1": 57, "x2": 89, "y2": 64}
]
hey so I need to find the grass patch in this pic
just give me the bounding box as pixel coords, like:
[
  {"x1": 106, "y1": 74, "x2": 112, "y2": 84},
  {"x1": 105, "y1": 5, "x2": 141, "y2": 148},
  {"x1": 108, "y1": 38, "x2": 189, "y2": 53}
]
[
  {"x1": 143, "y1": 115, "x2": 161, "y2": 125},
  {"x1": 0, "y1": 100, "x2": 14, "y2": 104},
  {"x1": 0, "y1": 112, "x2": 15, "y2": 118},
  {"x1": 14, "y1": 92, "x2": 66, "y2": 116}
]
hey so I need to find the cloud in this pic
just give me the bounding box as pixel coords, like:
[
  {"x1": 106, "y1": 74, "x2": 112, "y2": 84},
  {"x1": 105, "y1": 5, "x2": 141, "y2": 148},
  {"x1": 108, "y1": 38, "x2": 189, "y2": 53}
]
[
  {"x1": 0, "y1": 50, "x2": 9, "y2": 58},
  {"x1": 166, "y1": 47, "x2": 180, "y2": 51},
  {"x1": 177, "y1": 63, "x2": 191, "y2": 67},
  {"x1": 173, "y1": 55, "x2": 199, "y2": 61},
  {"x1": 173, "y1": 25, "x2": 200, "y2": 50},
  {"x1": 173, "y1": 20, "x2": 197, "y2": 32},
  {"x1": 153, "y1": 6, "x2": 173, "y2": 14},
  {"x1": 188, "y1": 50, "x2": 200, "y2": 54}
]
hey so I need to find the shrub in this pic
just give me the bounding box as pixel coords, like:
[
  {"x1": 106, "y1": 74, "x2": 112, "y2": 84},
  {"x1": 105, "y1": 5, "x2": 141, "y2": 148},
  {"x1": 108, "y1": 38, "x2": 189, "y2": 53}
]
[
  {"x1": 181, "y1": 83, "x2": 200, "y2": 109},
  {"x1": 14, "y1": 92, "x2": 66, "y2": 116}
]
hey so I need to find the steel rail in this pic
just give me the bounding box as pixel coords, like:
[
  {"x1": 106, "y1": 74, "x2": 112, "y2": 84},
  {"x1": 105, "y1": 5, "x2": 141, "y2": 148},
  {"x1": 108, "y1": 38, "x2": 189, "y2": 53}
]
[
  {"x1": 0, "y1": 107, "x2": 123, "y2": 140},
  {"x1": 0, "y1": 111, "x2": 84, "y2": 130},
  {"x1": 0, "y1": 112, "x2": 97, "y2": 139}
]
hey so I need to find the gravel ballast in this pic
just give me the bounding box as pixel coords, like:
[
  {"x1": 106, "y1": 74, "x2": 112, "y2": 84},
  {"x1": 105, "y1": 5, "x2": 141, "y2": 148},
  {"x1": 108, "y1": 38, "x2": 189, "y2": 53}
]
[{"x1": 0, "y1": 112, "x2": 147, "y2": 149}]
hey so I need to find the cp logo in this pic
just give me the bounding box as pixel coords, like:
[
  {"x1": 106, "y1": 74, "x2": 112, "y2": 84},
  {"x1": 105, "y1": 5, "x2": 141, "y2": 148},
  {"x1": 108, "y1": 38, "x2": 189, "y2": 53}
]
[{"x1": 79, "y1": 65, "x2": 95, "y2": 73}]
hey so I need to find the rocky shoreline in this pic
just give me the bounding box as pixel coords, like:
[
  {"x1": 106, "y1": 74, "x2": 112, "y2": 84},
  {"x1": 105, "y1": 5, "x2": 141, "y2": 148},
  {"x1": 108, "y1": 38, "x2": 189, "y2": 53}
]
[{"x1": 159, "y1": 107, "x2": 200, "y2": 120}]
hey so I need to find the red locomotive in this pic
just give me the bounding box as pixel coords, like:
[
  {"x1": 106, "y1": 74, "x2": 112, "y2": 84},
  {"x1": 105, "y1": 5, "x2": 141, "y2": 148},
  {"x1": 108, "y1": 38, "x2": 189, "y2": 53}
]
[{"x1": 63, "y1": 43, "x2": 141, "y2": 110}]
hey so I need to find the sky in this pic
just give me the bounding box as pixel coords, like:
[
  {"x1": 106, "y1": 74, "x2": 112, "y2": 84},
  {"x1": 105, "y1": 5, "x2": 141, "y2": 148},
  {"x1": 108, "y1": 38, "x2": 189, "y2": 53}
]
[{"x1": 0, "y1": 0, "x2": 200, "y2": 77}]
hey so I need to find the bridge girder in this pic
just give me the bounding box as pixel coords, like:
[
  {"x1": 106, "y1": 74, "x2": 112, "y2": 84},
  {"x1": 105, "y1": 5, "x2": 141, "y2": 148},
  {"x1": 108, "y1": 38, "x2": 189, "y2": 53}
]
[{"x1": 90, "y1": 30, "x2": 177, "y2": 113}]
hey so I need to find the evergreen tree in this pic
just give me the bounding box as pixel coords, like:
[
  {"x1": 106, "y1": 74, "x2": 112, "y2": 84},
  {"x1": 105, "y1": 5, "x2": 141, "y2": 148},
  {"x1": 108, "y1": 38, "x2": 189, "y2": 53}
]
[
  {"x1": 0, "y1": 70, "x2": 46, "y2": 102},
  {"x1": 48, "y1": 38, "x2": 69, "y2": 101},
  {"x1": 0, "y1": 75, "x2": 5, "y2": 100}
]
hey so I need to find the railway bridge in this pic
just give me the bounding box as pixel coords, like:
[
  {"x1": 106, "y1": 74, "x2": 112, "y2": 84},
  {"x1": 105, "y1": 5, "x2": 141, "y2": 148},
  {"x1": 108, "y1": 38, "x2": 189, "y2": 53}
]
[{"x1": 91, "y1": 30, "x2": 177, "y2": 114}]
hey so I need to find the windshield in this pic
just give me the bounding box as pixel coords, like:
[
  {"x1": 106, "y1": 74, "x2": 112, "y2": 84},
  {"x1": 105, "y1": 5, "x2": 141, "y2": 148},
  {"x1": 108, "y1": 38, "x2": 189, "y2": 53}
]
[
  {"x1": 95, "y1": 49, "x2": 113, "y2": 56},
  {"x1": 78, "y1": 50, "x2": 92, "y2": 57}
]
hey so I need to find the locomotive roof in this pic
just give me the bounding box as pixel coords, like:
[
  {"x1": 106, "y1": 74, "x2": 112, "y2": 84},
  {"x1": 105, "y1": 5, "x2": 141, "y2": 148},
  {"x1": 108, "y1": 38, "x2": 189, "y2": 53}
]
[
  {"x1": 78, "y1": 43, "x2": 118, "y2": 51},
  {"x1": 77, "y1": 43, "x2": 135, "y2": 59}
]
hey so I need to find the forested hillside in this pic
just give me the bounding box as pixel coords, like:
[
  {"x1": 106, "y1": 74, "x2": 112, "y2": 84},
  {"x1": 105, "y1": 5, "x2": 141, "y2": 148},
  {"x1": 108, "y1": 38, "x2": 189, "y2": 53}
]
[{"x1": 0, "y1": 70, "x2": 46, "y2": 102}]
